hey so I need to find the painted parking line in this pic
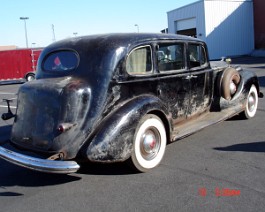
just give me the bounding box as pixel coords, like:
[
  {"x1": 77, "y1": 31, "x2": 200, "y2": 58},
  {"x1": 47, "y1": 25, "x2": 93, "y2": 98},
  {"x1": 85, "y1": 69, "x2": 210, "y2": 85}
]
[
  {"x1": 0, "y1": 105, "x2": 17, "y2": 109},
  {"x1": 0, "y1": 92, "x2": 17, "y2": 95},
  {"x1": 0, "y1": 95, "x2": 17, "y2": 108},
  {"x1": 1, "y1": 98, "x2": 17, "y2": 101}
]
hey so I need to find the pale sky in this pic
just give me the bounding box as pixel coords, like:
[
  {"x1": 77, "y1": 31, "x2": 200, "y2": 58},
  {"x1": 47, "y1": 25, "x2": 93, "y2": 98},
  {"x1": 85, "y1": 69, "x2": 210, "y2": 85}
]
[{"x1": 0, "y1": 0, "x2": 197, "y2": 48}]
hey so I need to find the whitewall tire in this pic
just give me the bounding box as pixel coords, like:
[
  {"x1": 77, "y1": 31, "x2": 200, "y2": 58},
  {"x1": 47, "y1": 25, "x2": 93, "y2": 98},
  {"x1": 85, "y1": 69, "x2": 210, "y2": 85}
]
[
  {"x1": 130, "y1": 114, "x2": 167, "y2": 172},
  {"x1": 243, "y1": 85, "x2": 258, "y2": 119}
]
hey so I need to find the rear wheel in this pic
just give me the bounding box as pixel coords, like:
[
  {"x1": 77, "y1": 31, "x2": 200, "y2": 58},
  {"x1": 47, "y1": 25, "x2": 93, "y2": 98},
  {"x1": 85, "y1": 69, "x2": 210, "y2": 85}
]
[
  {"x1": 130, "y1": 114, "x2": 167, "y2": 172},
  {"x1": 242, "y1": 85, "x2": 258, "y2": 119}
]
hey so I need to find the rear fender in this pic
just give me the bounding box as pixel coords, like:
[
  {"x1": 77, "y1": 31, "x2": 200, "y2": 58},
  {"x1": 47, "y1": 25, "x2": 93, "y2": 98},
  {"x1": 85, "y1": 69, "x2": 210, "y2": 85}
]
[{"x1": 85, "y1": 95, "x2": 167, "y2": 162}]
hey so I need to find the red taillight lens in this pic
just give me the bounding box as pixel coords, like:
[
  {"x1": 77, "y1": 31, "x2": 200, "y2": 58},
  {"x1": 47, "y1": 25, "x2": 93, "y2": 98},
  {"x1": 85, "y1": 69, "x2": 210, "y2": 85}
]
[{"x1": 57, "y1": 123, "x2": 75, "y2": 133}]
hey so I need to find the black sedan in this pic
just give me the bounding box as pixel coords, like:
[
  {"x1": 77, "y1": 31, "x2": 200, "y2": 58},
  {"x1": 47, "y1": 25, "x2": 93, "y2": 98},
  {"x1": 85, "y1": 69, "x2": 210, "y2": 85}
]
[{"x1": 0, "y1": 33, "x2": 262, "y2": 173}]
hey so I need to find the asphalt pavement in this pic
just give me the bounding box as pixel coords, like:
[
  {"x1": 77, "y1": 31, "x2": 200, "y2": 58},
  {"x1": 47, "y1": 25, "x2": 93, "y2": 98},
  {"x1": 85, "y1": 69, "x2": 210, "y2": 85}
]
[{"x1": 0, "y1": 56, "x2": 264, "y2": 212}]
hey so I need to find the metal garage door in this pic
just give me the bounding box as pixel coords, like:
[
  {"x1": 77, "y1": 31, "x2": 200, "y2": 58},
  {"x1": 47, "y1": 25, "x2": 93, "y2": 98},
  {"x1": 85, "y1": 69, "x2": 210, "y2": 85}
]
[{"x1": 175, "y1": 18, "x2": 197, "y2": 37}]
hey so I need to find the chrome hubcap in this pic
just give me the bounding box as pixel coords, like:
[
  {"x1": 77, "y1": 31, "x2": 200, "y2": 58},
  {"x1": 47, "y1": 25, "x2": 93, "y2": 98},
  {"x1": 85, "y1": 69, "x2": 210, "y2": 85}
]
[
  {"x1": 230, "y1": 81, "x2": 237, "y2": 95},
  {"x1": 248, "y1": 93, "x2": 256, "y2": 112},
  {"x1": 141, "y1": 128, "x2": 160, "y2": 160}
]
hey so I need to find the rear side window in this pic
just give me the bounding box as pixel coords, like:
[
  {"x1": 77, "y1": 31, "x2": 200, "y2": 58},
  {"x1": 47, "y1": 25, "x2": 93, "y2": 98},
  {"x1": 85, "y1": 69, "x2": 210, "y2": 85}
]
[
  {"x1": 43, "y1": 50, "x2": 79, "y2": 72},
  {"x1": 126, "y1": 46, "x2": 152, "y2": 75}
]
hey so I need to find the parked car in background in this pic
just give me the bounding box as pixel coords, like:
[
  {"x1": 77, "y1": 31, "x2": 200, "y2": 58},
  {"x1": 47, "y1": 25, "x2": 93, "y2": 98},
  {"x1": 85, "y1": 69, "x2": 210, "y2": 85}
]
[{"x1": 0, "y1": 33, "x2": 263, "y2": 173}]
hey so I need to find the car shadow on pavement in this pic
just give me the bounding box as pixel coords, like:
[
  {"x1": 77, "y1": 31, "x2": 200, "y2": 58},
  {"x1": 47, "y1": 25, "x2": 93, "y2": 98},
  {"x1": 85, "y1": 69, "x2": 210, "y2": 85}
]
[
  {"x1": 77, "y1": 161, "x2": 138, "y2": 176},
  {"x1": 0, "y1": 191, "x2": 24, "y2": 197},
  {"x1": 0, "y1": 126, "x2": 81, "y2": 188},
  {"x1": 0, "y1": 165, "x2": 81, "y2": 189},
  {"x1": 213, "y1": 141, "x2": 265, "y2": 153}
]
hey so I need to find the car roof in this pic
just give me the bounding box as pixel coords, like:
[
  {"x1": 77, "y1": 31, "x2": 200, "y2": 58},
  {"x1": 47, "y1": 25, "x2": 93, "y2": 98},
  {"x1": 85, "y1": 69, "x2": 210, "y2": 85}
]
[
  {"x1": 49, "y1": 33, "x2": 202, "y2": 50},
  {"x1": 37, "y1": 33, "x2": 203, "y2": 80}
]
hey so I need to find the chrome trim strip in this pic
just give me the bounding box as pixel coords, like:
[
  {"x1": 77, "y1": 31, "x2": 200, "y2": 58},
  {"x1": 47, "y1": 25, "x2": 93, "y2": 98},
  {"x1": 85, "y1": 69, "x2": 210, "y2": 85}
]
[{"x1": 0, "y1": 146, "x2": 80, "y2": 174}]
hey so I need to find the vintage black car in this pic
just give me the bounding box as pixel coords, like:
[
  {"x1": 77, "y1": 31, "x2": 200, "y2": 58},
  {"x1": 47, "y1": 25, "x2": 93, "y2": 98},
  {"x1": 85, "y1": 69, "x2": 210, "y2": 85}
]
[{"x1": 0, "y1": 33, "x2": 263, "y2": 173}]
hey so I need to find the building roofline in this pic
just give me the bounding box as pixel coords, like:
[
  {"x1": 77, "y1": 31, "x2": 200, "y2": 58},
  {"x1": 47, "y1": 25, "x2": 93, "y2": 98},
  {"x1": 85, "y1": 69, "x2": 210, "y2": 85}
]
[{"x1": 167, "y1": 0, "x2": 202, "y2": 14}]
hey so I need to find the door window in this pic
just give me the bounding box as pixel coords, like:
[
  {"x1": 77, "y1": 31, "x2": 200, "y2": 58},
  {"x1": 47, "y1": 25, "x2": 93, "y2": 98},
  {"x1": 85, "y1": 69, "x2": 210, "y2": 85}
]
[
  {"x1": 188, "y1": 44, "x2": 207, "y2": 68},
  {"x1": 157, "y1": 43, "x2": 185, "y2": 72}
]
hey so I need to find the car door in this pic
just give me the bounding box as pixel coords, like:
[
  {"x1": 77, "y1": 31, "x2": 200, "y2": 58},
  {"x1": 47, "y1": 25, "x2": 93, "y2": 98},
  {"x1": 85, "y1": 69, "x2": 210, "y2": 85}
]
[
  {"x1": 121, "y1": 45, "x2": 159, "y2": 101},
  {"x1": 187, "y1": 42, "x2": 213, "y2": 117},
  {"x1": 156, "y1": 42, "x2": 190, "y2": 123}
]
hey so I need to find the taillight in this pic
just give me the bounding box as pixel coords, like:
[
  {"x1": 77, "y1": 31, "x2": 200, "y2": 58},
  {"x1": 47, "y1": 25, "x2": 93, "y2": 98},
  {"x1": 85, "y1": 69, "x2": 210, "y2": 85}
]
[{"x1": 57, "y1": 123, "x2": 75, "y2": 133}]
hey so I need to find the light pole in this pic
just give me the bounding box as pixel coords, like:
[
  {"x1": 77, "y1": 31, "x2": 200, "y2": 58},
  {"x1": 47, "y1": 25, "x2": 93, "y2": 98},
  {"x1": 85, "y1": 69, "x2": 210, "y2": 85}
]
[
  {"x1": 20, "y1": 17, "x2": 29, "y2": 48},
  {"x1": 73, "y1": 32, "x2": 78, "y2": 37},
  {"x1": 134, "y1": 24, "x2": 139, "y2": 33},
  {"x1": 51, "y1": 24, "x2": 56, "y2": 42}
]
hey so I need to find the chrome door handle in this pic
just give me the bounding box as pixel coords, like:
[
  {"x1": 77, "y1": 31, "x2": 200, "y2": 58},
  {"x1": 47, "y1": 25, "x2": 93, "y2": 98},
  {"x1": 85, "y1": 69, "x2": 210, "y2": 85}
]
[{"x1": 185, "y1": 75, "x2": 197, "y2": 80}]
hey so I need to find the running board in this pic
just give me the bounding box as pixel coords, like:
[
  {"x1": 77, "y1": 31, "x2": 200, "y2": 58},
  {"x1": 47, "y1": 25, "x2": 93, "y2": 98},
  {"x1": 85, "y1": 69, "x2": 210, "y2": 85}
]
[{"x1": 171, "y1": 104, "x2": 244, "y2": 142}]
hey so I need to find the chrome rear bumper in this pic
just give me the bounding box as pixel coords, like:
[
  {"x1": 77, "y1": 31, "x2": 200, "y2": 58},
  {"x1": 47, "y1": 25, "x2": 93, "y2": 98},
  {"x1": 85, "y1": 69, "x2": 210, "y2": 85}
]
[{"x1": 0, "y1": 146, "x2": 80, "y2": 174}]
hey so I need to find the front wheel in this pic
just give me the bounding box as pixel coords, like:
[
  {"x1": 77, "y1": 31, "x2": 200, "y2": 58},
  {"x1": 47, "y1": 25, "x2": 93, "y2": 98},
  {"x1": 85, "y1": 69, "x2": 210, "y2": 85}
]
[
  {"x1": 242, "y1": 85, "x2": 258, "y2": 119},
  {"x1": 130, "y1": 114, "x2": 167, "y2": 172}
]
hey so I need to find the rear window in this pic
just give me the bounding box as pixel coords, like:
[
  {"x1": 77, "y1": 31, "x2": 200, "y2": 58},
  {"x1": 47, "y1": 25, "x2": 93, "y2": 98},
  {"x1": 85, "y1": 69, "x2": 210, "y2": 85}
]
[{"x1": 43, "y1": 50, "x2": 79, "y2": 72}]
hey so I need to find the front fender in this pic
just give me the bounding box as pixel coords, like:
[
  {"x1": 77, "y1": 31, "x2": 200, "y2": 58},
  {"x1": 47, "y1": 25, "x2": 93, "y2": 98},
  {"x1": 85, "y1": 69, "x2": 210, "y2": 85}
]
[
  {"x1": 212, "y1": 68, "x2": 262, "y2": 111},
  {"x1": 85, "y1": 95, "x2": 167, "y2": 162},
  {"x1": 240, "y1": 69, "x2": 262, "y2": 97}
]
